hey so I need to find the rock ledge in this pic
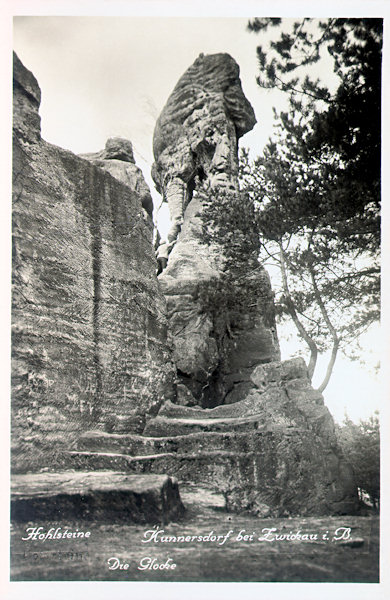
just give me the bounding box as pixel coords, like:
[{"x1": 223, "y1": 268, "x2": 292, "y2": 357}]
[{"x1": 11, "y1": 471, "x2": 185, "y2": 523}]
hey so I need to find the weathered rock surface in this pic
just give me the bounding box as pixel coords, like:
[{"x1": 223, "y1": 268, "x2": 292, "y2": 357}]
[
  {"x1": 11, "y1": 472, "x2": 184, "y2": 523},
  {"x1": 11, "y1": 52, "x2": 358, "y2": 519},
  {"x1": 12, "y1": 52, "x2": 175, "y2": 472},
  {"x1": 79, "y1": 138, "x2": 154, "y2": 218},
  {"x1": 146, "y1": 53, "x2": 358, "y2": 515},
  {"x1": 68, "y1": 435, "x2": 356, "y2": 517},
  {"x1": 152, "y1": 53, "x2": 256, "y2": 203},
  {"x1": 68, "y1": 357, "x2": 357, "y2": 516},
  {"x1": 13, "y1": 53, "x2": 41, "y2": 143},
  {"x1": 152, "y1": 53, "x2": 279, "y2": 407}
]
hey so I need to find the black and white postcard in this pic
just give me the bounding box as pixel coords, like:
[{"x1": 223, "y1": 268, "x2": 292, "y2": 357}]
[{"x1": 3, "y1": 1, "x2": 389, "y2": 599}]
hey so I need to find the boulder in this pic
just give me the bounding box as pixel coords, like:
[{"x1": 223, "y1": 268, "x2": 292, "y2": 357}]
[
  {"x1": 80, "y1": 137, "x2": 154, "y2": 217},
  {"x1": 11, "y1": 472, "x2": 185, "y2": 523}
]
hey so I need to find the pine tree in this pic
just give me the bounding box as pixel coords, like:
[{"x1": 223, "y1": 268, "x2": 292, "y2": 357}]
[{"x1": 238, "y1": 18, "x2": 382, "y2": 388}]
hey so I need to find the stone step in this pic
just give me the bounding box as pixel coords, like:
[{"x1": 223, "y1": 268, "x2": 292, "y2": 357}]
[
  {"x1": 156, "y1": 393, "x2": 285, "y2": 420},
  {"x1": 143, "y1": 413, "x2": 270, "y2": 436},
  {"x1": 51, "y1": 420, "x2": 350, "y2": 517},
  {"x1": 59, "y1": 427, "x2": 296, "y2": 492},
  {"x1": 11, "y1": 471, "x2": 185, "y2": 524},
  {"x1": 65, "y1": 448, "x2": 258, "y2": 465},
  {"x1": 59, "y1": 449, "x2": 261, "y2": 492},
  {"x1": 77, "y1": 428, "x2": 277, "y2": 456}
]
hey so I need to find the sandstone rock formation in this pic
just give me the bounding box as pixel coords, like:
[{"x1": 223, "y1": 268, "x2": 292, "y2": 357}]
[
  {"x1": 152, "y1": 53, "x2": 257, "y2": 242},
  {"x1": 12, "y1": 52, "x2": 175, "y2": 472},
  {"x1": 141, "y1": 52, "x2": 357, "y2": 514},
  {"x1": 11, "y1": 51, "x2": 358, "y2": 518},
  {"x1": 72, "y1": 356, "x2": 357, "y2": 516},
  {"x1": 152, "y1": 53, "x2": 280, "y2": 407},
  {"x1": 79, "y1": 138, "x2": 154, "y2": 219}
]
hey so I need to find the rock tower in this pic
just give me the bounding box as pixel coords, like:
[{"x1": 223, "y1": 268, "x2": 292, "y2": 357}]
[
  {"x1": 152, "y1": 53, "x2": 280, "y2": 408},
  {"x1": 144, "y1": 53, "x2": 358, "y2": 515}
]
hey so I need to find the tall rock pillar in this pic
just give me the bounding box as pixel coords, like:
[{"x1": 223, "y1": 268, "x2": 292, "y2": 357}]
[{"x1": 152, "y1": 53, "x2": 280, "y2": 407}]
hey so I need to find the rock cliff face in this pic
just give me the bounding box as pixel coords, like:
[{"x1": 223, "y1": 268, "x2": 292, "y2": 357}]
[{"x1": 12, "y1": 53, "x2": 174, "y2": 471}]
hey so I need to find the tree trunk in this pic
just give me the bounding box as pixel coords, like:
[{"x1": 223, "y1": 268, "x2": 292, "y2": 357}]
[
  {"x1": 279, "y1": 245, "x2": 318, "y2": 379},
  {"x1": 309, "y1": 265, "x2": 340, "y2": 392},
  {"x1": 317, "y1": 336, "x2": 339, "y2": 392}
]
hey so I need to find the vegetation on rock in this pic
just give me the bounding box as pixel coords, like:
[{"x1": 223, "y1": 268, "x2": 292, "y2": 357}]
[
  {"x1": 198, "y1": 183, "x2": 272, "y2": 361},
  {"x1": 336, "y1": 412, "x2": 380, "y2": 509}
]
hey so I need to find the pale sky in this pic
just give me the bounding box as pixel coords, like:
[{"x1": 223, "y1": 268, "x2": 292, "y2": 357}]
[
  {"x1": 12, "y1": 17, "x2": 294, "y2": 206},
  {"x1": 12, "y1": 15, "x2": 383, "y2": 424}
]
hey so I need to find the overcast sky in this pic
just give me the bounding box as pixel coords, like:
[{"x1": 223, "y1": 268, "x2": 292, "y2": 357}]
[
  {"x1": 12, "y1": 15, "x2": 383, "y2": 424},
  {"x1": 12, "y1": 17, "x2": 295, "y2": 196},
  {"x1": 13, "y1": 17, "x2": 290, "y2": 151}
]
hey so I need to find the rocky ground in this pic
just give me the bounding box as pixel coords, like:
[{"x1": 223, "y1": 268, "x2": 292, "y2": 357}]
[{"x1": 10, "y1": 485, "x2": 378, "y2": 582}]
